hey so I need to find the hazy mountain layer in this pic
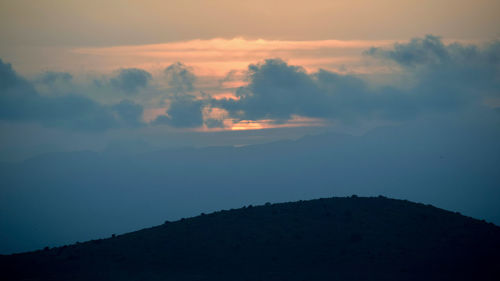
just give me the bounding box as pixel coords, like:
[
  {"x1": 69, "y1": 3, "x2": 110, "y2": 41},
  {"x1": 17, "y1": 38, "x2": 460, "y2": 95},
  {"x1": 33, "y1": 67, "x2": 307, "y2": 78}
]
[{"x1": 2, "y1": 122, "x2": 500, "y2": 254}]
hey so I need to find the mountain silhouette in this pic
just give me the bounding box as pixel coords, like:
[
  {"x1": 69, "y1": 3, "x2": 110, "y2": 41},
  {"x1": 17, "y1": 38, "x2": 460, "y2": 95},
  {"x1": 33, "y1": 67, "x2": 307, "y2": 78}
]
[{"x1": 1, "y1": 196, "x2": 499, "y2": 280}]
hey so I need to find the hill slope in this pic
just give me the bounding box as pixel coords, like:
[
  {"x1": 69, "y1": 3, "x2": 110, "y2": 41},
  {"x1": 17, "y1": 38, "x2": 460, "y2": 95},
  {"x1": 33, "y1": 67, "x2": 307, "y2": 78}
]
[{"x1": 1, "y1": 196, "x2": 499, "y2": 280}]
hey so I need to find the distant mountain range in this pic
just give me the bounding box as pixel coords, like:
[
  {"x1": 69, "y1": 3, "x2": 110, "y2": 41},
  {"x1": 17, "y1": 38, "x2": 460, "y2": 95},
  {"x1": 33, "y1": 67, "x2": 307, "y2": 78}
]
[
  {"x1": 1, "y1": 123, "x2": 500, "y2": 254},
  {"x1": 1, "y1": 196, "x2": 499, "y2": 280}
]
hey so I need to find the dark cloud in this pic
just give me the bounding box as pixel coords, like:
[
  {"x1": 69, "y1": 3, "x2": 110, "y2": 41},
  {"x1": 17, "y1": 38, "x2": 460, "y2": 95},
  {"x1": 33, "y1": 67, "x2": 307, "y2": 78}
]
[
  {"x1": 0, "y1": 59, "x2": 144, "y2": 131},
  {"x1": 110, "y1": 68, "x2": 152, "y2": 94},
  {"x1": 368, "y1": 35, "x2": 500, "y2": 112},
  {"x1": 213, "y1": 59, "x2": 326, "y2": 121},
  {"x1": 366, "y1": 35, "x2": 500, "y2": 71},
  {"x1": 213, "y1": 37, "x2": 500, "y2": 123},
  {"x1": 153, "y1": 95, "x2": 204, "y2": 128},
  {"x1": 149, "y1": 63, "x2": 204, "y2": 128},
  {"x1": 367, "y1": 35, "x2": 500, "y2": 91},
  {"x1": 164, "y1": 62, "x2": 196, "y2": 93},
  {"x1": 212, "y1": 59, "x2": 414, "y2": 123},
  {"x1": 0, "y1": 59, "x2": 29, "y2": 90},
  {"x1": 313, "y1": 69, "x2": 418, "y2": 121},
  {"x1": 365, "y1": 35, "x2": 450, "y2": 67}
]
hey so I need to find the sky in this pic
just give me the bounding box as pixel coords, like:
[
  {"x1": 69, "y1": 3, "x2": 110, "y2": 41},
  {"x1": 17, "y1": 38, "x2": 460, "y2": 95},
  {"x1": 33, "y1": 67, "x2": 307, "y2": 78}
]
[{"x1": 0, "y1": 0, "x2": 500, "y2": 254}]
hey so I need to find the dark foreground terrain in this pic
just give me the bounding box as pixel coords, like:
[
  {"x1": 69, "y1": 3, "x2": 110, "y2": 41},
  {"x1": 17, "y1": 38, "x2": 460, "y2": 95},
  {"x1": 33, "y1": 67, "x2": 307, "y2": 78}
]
[{"x1": 1, "y1": 196, "x2": 499, "y2": 281}]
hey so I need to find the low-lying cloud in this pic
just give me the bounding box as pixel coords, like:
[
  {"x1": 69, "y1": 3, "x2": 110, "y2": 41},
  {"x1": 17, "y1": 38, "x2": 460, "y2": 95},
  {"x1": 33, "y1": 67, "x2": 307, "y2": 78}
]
[{"x1": 0, "y1": 59, "x2": 144, "y2": 131}]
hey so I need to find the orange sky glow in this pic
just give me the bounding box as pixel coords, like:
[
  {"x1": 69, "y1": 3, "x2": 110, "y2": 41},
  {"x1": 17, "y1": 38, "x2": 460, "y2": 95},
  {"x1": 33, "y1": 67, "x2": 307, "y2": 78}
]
[{"x1": 70, "y1": 38, "x2": 396, "y2": 76}]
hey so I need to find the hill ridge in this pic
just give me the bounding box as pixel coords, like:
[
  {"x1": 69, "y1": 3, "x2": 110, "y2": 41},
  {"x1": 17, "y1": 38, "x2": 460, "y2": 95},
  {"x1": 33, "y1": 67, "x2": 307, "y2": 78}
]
[{"x1": 1, "y1": 196, "x2": 500, "y2": 281}]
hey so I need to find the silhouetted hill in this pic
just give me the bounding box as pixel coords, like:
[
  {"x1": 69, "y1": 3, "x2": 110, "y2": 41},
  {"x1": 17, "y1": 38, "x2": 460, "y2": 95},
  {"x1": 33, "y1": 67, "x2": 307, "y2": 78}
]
[{"x1": 1, "y1": 197, "x2": 499, "y2": 280}]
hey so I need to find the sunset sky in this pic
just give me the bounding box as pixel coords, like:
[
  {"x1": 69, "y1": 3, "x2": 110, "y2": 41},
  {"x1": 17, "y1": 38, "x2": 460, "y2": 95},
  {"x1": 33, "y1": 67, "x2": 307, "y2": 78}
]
[
  {"x1": 1, "y1": 0, "x2": 500, "y2": 160},
  {"x1": 1, "y1": 1, "x2": 500, "y2": 254}
]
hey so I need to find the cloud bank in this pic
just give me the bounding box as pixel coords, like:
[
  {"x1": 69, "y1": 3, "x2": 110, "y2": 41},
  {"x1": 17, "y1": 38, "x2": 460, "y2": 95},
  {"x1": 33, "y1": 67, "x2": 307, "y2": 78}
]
[
  {"x1": 211, "y1": 36, "x2": 499, "y2": 125},
  {"x1": 1, "y1": 36, "x2": 499, "y2": 132},
  {"x1": 0, "y1": 59, "x2": 144, "y2": 131}
]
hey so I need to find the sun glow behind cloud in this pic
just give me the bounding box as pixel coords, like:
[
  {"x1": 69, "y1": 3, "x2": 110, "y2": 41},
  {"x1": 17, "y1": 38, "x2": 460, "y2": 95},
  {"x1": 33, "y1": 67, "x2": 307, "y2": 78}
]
[
  {"x1": 67, "y1": 38, "x2": 400, "y2": 131},
  {"x1": 189, "y1": 115, "x2": 326, "y2": 132},
  {"x1": 4, "y1": 36, "x2": 488, "y2": 133},
  {"x1": 77, "y1": 38, "x2": 399, "y2": 131},
  {"x1": 78, "y1": 37, "x2": 477, "y2": 132},
  {"x1": 230, "y1": 116, "x2": 326, "y2": 131}
]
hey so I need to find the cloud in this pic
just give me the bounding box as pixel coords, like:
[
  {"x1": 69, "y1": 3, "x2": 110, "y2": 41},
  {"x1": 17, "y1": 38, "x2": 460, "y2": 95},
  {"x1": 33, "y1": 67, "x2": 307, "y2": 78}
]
[
  {"x1": 366, "y1": 35, "x2": 500, "y2": 71},
  {"x1": 0, "y1": 58, "x2": 145, "y2": 131},
  {"x1": 212, "y1": 58, "x2": 413, "y2": 123},
  {"x1": 366, "y1": 35, "x2": 500, "y2": 90},
  {"x1": 110, "y1": 68, "x2": 152, "y2": 94},
  {"x1": 32, "y1": 71, "x2": 75, "y2": 97},
  {"x1": 212, "y1": 36, "x2": 500, "y2": 124},
  {"x1": 153, "y1": 95, "x2": 204, "y2": 128},
  {"x1": 36, "y1": 71, "x2": 73, "y2": 85},
  {"x1": 164, "y1": 62, "x2": 196, "y2": 93},
  {"x1": 365, "y1": 35, "x2": 450, "y2": 67},
  {"x1": 2, "y1": 36, "x2": 499, "y2": 131},
  {"x1": 148, "y1": 63, "x2": 206, "y2": 128},
  {"x1": 215, "y1": 59, "x2": 333, "y2": 121},
  {"x1": 0, "y1": 59, "x2": 28, "y2": 90},
  {"x1": 367, "y1": 35, "x2": 500, "y2": 111}
]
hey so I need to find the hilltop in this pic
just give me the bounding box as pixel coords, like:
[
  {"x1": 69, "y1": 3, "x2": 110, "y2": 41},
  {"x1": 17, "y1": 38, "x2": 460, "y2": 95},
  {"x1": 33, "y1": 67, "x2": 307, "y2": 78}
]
[{"x1": 1, "y1": 196, "x2": 499, "y2": 280}]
